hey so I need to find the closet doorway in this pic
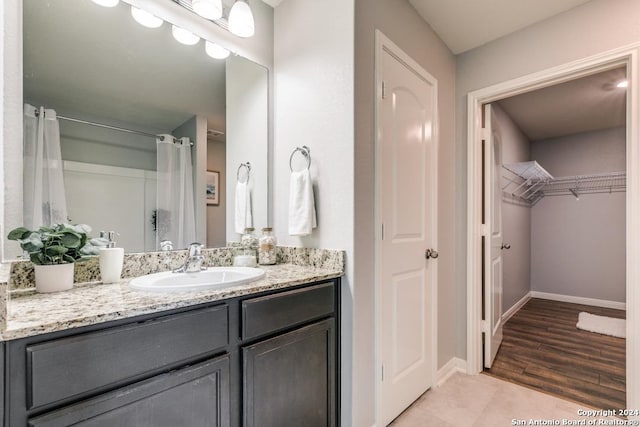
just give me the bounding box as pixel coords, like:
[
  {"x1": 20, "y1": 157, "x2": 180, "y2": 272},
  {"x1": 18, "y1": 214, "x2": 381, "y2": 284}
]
[
  {"x1": 483, "y1": 66, "x2": 627, "y2": 409},
  {"x1": 467, "y1": 50, "x2": 639, "y2": 414}
]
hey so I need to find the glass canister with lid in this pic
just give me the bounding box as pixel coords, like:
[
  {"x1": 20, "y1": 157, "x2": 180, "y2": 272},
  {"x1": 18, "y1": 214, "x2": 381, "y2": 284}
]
[
  {"x1": 241, "y1": 227, "x2": 258, "y2": 250},
  {"x1": 258, "y1": 227, "x2": 277, "y2": 265}
]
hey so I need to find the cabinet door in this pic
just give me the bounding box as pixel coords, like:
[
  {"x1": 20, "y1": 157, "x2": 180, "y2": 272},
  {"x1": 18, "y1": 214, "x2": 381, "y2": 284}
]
[
  {"x1": 243, "y1": 319, "x2": 335, "y2": 427},
  {"x1": 28, "y1": 355, "x2": 230, "y2": 427}
]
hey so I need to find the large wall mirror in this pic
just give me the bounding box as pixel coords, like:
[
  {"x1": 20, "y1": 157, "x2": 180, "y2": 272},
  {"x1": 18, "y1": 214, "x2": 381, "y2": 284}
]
[{"x1": 7, "y1": 0, "x2": 269, "y2": 258}]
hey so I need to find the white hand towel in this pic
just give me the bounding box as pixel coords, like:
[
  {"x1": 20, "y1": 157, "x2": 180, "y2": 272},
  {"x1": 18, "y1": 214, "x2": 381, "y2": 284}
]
[
  {"x1": 289, "y1": 169, "x2": 317, "y2": 236},
  {"x1": 235, "y1": 181, "x2": 253, "y2": 234}
]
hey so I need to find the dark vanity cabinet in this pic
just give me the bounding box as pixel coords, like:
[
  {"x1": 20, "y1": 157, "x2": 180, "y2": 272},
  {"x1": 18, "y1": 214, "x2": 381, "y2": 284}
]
[
  {"x1": 2, "y1": 278, "x2": 340, "y2": 427},
  {"x1": 241, "y1": 282, "x2": 337, "y2": 427}
]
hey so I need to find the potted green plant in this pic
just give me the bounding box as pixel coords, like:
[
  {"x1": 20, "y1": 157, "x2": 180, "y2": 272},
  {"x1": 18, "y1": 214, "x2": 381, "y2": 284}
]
[{"x1": 8, "y1": 223, "x2": 104, "y2": 293}]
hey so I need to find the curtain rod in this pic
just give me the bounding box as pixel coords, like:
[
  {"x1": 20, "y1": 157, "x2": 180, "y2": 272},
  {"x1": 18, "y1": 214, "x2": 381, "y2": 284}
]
[
  {"x1": 33, "y1": 110, "x2": 192, "y2": 145},
  {"x1": 57, "y1": 115, "x2": 161, "y2": 140}
]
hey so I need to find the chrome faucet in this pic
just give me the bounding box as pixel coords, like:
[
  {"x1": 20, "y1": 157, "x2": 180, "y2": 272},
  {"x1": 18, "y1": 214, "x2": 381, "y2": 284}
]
[{"x1": 173, "y1": 242, "x2": 205, "y2": 273}]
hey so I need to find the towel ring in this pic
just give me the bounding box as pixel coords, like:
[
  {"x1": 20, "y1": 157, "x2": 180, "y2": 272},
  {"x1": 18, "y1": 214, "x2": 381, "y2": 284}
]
[
  {"x1": 237, "y1": 162, "x2": 251, "y2": 183},
  {"x1": 289, "y1": 146, "x2": 311, "y2": 172}
]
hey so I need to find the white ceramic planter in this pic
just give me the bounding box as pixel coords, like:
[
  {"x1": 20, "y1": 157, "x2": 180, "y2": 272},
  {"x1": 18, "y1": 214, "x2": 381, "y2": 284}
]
[{"x1": 34, "y1": 263, "x2": 74, "y2": 293}]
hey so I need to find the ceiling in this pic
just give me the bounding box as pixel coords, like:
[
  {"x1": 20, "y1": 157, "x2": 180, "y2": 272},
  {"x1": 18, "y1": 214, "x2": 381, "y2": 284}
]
[
  {"x1": 496, "y1": 67, "x2": 627, "y2": 141},
  {"x1": 260, "y1": 0, "x2": 282, "y2": 7},
  {"x1": 408, "y1": 0, "x2": 591, "y2": 54}
]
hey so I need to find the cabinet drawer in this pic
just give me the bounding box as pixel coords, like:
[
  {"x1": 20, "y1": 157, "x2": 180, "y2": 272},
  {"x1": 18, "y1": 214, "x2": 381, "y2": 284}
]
[
  {"x1": 27, "y1": 304, "x2": 228, "y2": 409},
  {"x1": 241, "y1": 282, "x2": 334, "y2": 340},
  {"x1": 28, "y1": 355, "x2": 230, "y2": 427}
]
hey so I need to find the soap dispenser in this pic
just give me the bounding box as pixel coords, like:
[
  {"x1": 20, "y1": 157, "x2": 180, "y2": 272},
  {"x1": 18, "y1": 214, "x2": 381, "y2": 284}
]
[{"x1": 99, "y1": 231, "x2": 124, "y2": 284}]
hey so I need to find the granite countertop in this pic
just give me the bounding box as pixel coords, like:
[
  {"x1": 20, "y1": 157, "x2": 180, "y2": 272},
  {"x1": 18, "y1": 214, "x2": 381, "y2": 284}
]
[{"x1": 3, "y1": 263, "x2": 342, "y2": 341}]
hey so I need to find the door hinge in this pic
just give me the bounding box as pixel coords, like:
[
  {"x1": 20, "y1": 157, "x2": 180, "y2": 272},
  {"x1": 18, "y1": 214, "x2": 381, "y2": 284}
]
[
  {"x1": 381, "y1": 223, "x2": 385, "y2": 240},
  {"x1": 481, "y1": 224, "x2": 489, "y2": 236},
  {"x1": 381, "y1": 364, "x2": 384, "y2": 381},
  {"x1": 382, "y1": 81, "x2": 387, "y2": 99},
  {"x1": 481, "y1": 127, "x2": 490, "y2": 141}
]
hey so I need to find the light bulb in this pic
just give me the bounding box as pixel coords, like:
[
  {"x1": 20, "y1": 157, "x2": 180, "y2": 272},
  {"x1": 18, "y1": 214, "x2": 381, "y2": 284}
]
[
  {"x1": 131, "y1": 7, "x2": 163, "y2": 29},
  {"x1": 91, "y1": 0, "x2": 119, "y2": 7},
  {"x1": 617, "y1": 80, "x2": 628, "y2": 88},
  {"x1": 172, "y1": 25, "x2": 200, "y2": 45},
  {"x1": 192, "y1": 0, "x2": 223, "y2": 20},
  {"x1": 205, "y1": 41, "x2": 230, "y2": 59},
  {"x1": 228, "y1": 0, "x2": 255, "y2": 38}
]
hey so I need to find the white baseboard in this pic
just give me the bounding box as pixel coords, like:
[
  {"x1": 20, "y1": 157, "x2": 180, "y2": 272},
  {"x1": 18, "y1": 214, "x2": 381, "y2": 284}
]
[
  {"x1": 436, "y1": 357, "x2": 467, "y2": 387},
  {"x1": 530, "y1": 291, "x2": 626, "y2": 310},
  {"x1": 502, "y1": 291, "x2": 532, "y2": 323}
]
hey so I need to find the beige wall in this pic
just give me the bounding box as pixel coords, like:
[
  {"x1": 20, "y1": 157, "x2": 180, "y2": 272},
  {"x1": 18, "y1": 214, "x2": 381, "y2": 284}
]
[
  {"x1": 354, "y1": 0, "x2": 456, "y2": 425},
  {"x1": 492, "y1": 104, "x2": 532, "y2": 313},
  {"x1": 207, "y1": 139, "x2": 226, "y2": 247},
  {"x1": 456, "y1": 0, "x2": 640, "y2": 358},
  {"x1": 531, "y1": 127, "x2": 626, "y2": 302}
]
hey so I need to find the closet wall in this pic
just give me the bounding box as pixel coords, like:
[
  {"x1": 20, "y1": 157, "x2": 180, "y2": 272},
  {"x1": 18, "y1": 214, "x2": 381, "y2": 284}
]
[
  {"x1": 493, "y1": 104, "x2": 532, "y2": 313},
  {"x1": 531, "y1": 127, "x2": 626, "y2": 303}
]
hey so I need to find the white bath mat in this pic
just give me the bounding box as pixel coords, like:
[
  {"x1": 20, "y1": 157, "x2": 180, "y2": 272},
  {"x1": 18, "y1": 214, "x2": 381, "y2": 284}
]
[{"x1": 576, "y1": 312, "x2": 625, "y2": 338}]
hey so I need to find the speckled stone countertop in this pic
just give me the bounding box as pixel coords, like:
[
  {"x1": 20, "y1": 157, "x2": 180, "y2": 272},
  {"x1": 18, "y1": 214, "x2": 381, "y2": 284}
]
[
  {"x1": 3, "y1": 263, "x2": 342, "y2": 341},
  {"x1": 1, "y1": 246, "x2": 344, "y2": 341}
]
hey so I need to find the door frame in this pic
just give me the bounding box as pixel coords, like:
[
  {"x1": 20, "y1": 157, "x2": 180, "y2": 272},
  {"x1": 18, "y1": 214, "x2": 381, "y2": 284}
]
[
  {"x1": 374, "y1": 29, "x2": 439, "y2": 423},
  {"x1": 466, "y1": 45, "x2": 640, "y2": 410}
]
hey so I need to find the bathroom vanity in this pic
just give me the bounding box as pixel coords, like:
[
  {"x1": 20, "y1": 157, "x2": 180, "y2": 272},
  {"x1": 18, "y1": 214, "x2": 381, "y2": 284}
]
[{"x1": 0, "y1": 261, "x2": 342, "y2": 427}]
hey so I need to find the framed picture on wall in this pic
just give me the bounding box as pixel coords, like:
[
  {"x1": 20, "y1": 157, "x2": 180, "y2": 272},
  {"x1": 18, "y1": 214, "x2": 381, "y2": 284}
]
[{"x1": 206, "y1": 171, "x2": 220, "y2": 206}]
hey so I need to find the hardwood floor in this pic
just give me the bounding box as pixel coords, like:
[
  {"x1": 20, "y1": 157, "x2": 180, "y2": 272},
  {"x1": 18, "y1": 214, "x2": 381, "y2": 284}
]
[{"x1": 485, "y1": 298, "x2": 626, "y2": 410}]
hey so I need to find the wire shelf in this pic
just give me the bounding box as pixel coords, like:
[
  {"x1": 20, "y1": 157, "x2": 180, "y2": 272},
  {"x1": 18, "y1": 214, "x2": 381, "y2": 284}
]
[
  {"x1": 502, "y1": 161, "x2": 626, "y2": 206},
  {"x1": 502, "y1": 161, "x2": 554, "y2": 204},
  {"x1": 542, "y1": 171, "x2": 626, "y2": 197}
]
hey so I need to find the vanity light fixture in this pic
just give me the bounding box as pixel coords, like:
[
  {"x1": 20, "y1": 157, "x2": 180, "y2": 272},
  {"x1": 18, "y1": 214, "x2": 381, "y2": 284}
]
[
  {"x1": 205, "y1": 41, "x2": 230, "y2": 59},
  {"x1": 617, "y1": 80, "x2": 628, "y2": 88},
  {"x1": 91, "y1": 0, "x2": 119, "y2": 7},
  {"x1": 172, "y1": 25, "x2": 200, "y2": 45},
  {"x1": 131, "y1": 6, "x2": 163, "y2": 29},
  {"x1": 192, "y1": 0, "x2": 223, "y2": 21},
  {"x1": 228, "y1": 0, "x2": 255, "y2": 38}
]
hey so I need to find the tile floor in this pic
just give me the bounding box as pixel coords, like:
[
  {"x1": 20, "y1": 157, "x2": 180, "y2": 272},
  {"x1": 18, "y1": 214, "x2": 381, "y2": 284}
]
[{"x1": 390, "y1": 373, "x2": 624, "y2": 426}]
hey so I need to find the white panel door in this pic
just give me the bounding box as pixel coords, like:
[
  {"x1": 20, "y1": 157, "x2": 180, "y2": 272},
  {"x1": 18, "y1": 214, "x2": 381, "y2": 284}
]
[
  {"x1": 378, "y1": 41, "x2": 437, "y2": 426},
  {"x1": 483, "y1": 104, "x2": 504, "y2": 368}
]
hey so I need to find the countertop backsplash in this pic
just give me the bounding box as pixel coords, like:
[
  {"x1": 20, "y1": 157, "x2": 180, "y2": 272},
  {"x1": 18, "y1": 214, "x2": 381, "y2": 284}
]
[{"x1": 4, "y1": 246, "x2": 344, "y2": 292}]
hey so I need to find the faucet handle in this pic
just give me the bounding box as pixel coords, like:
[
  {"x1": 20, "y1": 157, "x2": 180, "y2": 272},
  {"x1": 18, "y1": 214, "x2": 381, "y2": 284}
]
[
  {"x1": 187, "y1": 242, "x2": 203, "y2": 257},
  {"x1": 160, "y1": 240, "x2": 173, "y2": 251}
]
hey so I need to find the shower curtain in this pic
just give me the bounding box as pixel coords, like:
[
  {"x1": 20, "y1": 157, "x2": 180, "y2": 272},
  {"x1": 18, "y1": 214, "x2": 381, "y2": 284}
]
[
  {"x1": 156, "y1": 135, "x2": 196, "y2": 249},
  {"x1": 23, "y1": 104, "x2": 68, "y2": 229}
]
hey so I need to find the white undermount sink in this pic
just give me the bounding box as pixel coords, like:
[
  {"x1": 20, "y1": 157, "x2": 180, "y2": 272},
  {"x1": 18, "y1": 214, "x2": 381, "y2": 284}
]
[{"x1": 128, "y1": 267, "x2": 266, "y2": 292}]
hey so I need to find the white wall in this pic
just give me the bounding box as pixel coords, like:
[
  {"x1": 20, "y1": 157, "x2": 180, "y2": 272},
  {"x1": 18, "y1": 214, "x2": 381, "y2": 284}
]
[
  {"x1": 225, "y1": 55, "x2": 269, "y2": 240},
  {"x1": 1, "y1": 0, "x2": 23, "y2": 259},
  {"x1": 354, "y1": 1, "x2": 456, "y2": 425},
  {"x1": 456, "y1": 0, "x2": 640, "y2": 359},
  {"x1": 531, "y1": 127, "x2": 626, "y2": 302},
  {"x1": 273, "y1": 0, "x2": 354, "y2": 424},
  {"x1": 56, "y1": 118, "x2": 157, "y2": 171},
  {"x1": 492, "y1": 104, "x2": 532, "y2": 313}
]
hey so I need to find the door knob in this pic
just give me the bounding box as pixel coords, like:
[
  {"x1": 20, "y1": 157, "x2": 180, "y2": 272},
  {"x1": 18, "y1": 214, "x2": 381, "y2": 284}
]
[
  {"x1": 501, "y1": 243, "x2": 511, "y2": 250},
  {"x1": 425, "y1": 249, "x2": 439, "y2": 259}
]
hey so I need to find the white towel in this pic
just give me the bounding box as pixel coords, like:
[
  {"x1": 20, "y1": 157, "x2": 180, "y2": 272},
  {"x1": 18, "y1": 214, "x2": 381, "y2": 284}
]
[
  {"x1": 235, "y1": 181, "x2": 253, "y2": 234},
  {"x1": 288, "y1": 169, "x2": 317, "y2": 236}
]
